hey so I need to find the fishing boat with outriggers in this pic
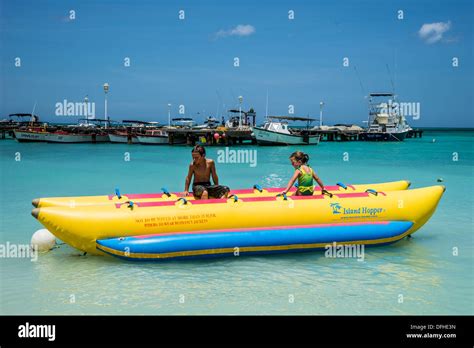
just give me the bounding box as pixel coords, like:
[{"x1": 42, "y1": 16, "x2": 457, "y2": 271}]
[
  {"x1": 252, "y1": 116, "x2": 320, "y2": 145},
  {"x1": 359, "y1": 93, "x2": 412, "y2": 141}
]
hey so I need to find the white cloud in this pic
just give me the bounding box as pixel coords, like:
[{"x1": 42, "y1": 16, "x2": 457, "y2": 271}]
[
  {"x1": 418, "y1": 21, "x2": 451, "y2": 44},
  {"x1": 215, "y1": 24, "x2": 256, "y2": 39}
]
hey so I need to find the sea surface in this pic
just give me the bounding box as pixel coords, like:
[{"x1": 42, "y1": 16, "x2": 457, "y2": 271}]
[{"x1": 0, "y1": 130, "x2": 472, "y2": 315}]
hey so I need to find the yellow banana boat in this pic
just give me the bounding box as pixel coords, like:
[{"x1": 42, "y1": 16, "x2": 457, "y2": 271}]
[
  {"x1": 31, "y1": 185, "x2": 444, "y2": 260},
  {"x1": 32, "y1": 180, "x2": 411, "y2": 208}
]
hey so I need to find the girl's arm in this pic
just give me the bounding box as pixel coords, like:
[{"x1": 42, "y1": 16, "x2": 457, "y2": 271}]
[
  {"x1": 282, "y1": 170, "x2": 300, "y2": 194},
  {"x1": 313, "y1": 171, "x2": 325, "y2": 189}
]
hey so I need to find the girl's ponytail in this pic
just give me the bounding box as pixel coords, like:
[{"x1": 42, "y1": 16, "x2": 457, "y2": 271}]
[{"x1": 290, "y1": 151, "x2": 309, "y2": 164}]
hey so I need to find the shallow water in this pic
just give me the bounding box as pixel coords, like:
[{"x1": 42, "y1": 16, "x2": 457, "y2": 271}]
[{"x1": 0, "y1": 130, "x2": 472, "y2": 314}]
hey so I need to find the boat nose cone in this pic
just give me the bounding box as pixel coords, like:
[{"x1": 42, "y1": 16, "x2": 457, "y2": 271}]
[
  {"x1": 31, "y1": 208, "x2": 40, "y2": 219},
  {"x1": 32, "y1": 198, "x2": 40, "y2": 207},
  {"x1": 442, "y1": 185, "x2": 446, "y2": 193}
]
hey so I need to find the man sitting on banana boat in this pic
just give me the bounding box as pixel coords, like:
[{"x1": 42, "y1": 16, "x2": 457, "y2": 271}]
[{"x1": 183, "y1": 145, "x2": 230, "y2": 200}]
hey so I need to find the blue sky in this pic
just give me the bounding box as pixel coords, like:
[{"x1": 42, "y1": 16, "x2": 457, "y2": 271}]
[{"x1": 1, "y1": 0, "x2": 472, "y2": 127}]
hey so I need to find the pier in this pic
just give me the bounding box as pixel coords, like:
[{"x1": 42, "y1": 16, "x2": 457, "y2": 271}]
[
  {"x1": 167, "y1": 128, "x2": 256, "y2": 146},
  {"x1": 2, "y1": 125, "x2": 425, "y2": 144},
  {"x1": 406, "y1": 129, "x2": 423, "y2": 138},
  {"x1": 309, "y1": 129, "x2": 361, "y2": 142},
  {"x1": 2, "y1": 112, "x2": 424, "y2": 145},
  {"x1": 165, "y1": 127, "x2": 423, "y2": 145},
  {"x1": 310, "y1": 128, "x2": 423, "y2": 142}
]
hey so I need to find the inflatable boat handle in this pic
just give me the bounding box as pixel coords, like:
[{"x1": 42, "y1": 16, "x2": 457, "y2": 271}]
[
  {"x1": 321, "y1": 189, "x2": 333, "y2": 198},
  {"x1": 276, "y1": 193, "x2": 288, "y2": 201},
  {"x1": 366, "y1": 189, "x2": 378, "y2": 196},
  {"x1": 253, "y1": 184, "x2": 263, "y2": 193},
  {"x1": 177, "y1": 197, "x2": 188, "y2": 205},
  {"x1": 161, "y1": 187, "x2": 171, "y2": 197},
  {"x1": 336, "y1": 182, "x2": 348, "y2": 190},
  {"x1": 115, "y1": 188, "x2": 122, "y2": 199},
  {"x1": 228, "y1": 194, "x2": 239, "y2": 202}
]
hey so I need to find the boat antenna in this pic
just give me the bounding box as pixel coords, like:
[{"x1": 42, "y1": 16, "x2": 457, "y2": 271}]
[
  {"x1": 353, "y1": 66, "x2": 366, "y2": 97},
  {"x1": 265, "y1": 89, "x2": 269, "y2": 119},
  {"x1": 30, "y1": 101, "x2": 37, "y2": 126},
  {"x1": 386, "y1": 64, "x2": 395, "y2": 95}
]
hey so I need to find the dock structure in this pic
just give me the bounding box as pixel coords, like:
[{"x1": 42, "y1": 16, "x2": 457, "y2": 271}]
[
  {"x1": 163, "y1": 127, "x2": 424, "y2": 145},
  {"x1": 0, "y1": 128, "x2": 14, "y2": 139},
  {"x1": 166, "y1": 128, "x2": 256, "y2": 146},
  {"x1": 165, "y1": 128, "x2": 354, "y2": 145},
  {"x1": 2, "y1": 111, "x2": 424, "y2": 144},
  {"x1": 304, "y1": 128, "x2": 422, "y2": 142},
  {"x1": 2, "y1": 124, "x2": 424, "y2": 144},
  {"x1": 406, "y1": 129, "x2": 423, "y2": 138},
  {"x1": 309, "y1": 129, "x2": 361, "y2": 142}
]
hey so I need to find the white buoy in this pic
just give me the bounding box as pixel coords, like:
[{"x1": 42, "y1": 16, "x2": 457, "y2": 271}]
[
  {"x1": 432, "y1": 138, "x2": 436, "y2": 143},
  {"x1": 31, "y1": 229, "x2": 56, "y2": 252}
]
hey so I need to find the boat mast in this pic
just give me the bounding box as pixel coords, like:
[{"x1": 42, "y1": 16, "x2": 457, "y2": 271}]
[
  {"x1": 265, "y1": 89, "x2": 269, "y2": 119},
  {"x1": 30, "y1": 101, "x2": 37, "y2": 127}
]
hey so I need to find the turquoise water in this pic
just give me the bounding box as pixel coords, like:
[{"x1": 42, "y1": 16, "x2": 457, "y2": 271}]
[{"x1": 0, "y1": 130, "x2": 472, "y2": 315}]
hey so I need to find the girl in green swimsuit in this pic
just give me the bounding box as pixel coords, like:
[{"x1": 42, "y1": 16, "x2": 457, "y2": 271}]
[{"x1": 281, "y1": 151, "x2": 325, "y2": 196}]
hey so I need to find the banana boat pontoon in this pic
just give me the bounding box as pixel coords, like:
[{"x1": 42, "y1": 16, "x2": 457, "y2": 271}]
[
  {"x1": 32, "y1": 180, "x2": 411, "y2": 208},
  {"x1": 30, "y1": 181, "x2": 444, "y2": 261}
]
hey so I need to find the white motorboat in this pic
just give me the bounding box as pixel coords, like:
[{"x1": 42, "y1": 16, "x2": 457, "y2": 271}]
[
  {"x1": 252, "y1": 116, "x2": 321, "y2": 145},
  {"x1": 45, "y1": 130, "x2": 109, "y2": 143},
  {"x1": 46, "y1": 131, "x2": 93, "y2": 143},
  {"x1": 137, "y1": 129, "x2": 168, "y2": 145},
  {"x1": 108, "y1": 131, "x2": 139, "y2": 143}
]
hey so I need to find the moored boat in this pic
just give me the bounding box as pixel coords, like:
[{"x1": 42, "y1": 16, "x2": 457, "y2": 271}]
[
  {"x1": 108, "y1": 120, "x2": 157, "y2": 143},
  {"x1": 1, "y1": 113, "x2": 42, "y2": 139},
  {"x1": 108, "y1": 130, "x2": 139, "y2": 143},
  {"x1": 44, "y1": 118, "x2": 112, "y2": 143},
  {"x1": 46, "y1": 130, "x2": 94, "y2": 143},
  {"x1": 14, "y1": 127, "x2": 50, "y2": 142},
  {"x1": 252, "y1": 116, "x2": 320, "y2": 145},
  {"x1": 136, "y1": 129, "x2": 168, "y2": 145},
  {"x1": 359, "y1": 93, "x2": 412, "y2": 142}
]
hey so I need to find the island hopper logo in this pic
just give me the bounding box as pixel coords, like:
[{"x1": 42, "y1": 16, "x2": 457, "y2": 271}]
[
  {"x1": 330, "y1": 202, "x2": 385, "y2": 216},
  {"x1": 330, "y1": 203, "x2": 342, "y2": 214}
]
